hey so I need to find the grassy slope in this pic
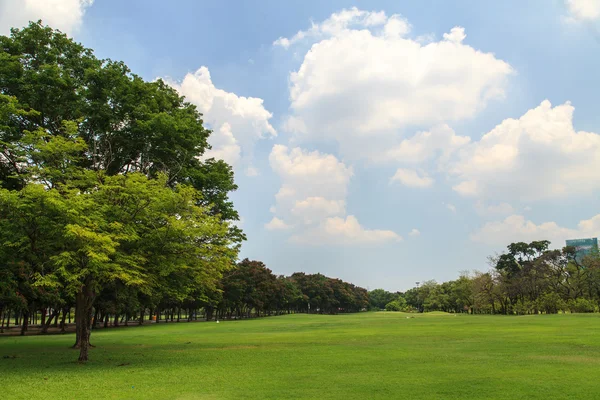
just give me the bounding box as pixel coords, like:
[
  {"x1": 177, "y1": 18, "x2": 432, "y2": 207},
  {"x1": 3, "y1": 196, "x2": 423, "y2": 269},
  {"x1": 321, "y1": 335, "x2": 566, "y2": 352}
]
[{"x1": 1, "y1": 312, "x2": 599, "y2": 399}]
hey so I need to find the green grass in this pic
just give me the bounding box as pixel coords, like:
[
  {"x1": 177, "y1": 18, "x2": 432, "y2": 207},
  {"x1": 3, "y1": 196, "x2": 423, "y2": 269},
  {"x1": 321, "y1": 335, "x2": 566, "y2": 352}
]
[{"x1": 2, "y1": 312, "x2": 600, "y2": 399}]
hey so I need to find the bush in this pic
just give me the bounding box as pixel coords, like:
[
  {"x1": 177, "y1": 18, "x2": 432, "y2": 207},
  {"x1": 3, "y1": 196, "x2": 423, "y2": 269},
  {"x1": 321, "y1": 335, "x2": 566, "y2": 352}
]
[
  {"x1": 514, "y1": 299, "x2": 534, "y2": 315},
  {"x1": 385, "y1": 300, "x2": 403, "y2": 311},
  {"x1": 385, "y1": 298, "x2": 407, "y2": 312},
  {"x1": 568, "y1": 298, "x2": 596, "y2": 313},
  {"x1": 537, "y1": 292, "x2": 566, "y2": 314}
]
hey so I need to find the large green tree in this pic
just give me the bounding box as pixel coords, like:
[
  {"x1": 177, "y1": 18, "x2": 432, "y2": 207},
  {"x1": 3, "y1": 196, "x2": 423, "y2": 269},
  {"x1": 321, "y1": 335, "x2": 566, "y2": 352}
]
[{"x1": 0, "y1": 22, "x2": 241, "y2": 362}]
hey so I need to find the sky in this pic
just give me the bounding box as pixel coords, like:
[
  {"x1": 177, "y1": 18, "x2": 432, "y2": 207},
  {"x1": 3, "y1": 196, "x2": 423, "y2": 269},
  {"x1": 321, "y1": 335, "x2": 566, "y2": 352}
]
[{"x1": 1, "y1": 0, "x2": 599, "y2": 291}]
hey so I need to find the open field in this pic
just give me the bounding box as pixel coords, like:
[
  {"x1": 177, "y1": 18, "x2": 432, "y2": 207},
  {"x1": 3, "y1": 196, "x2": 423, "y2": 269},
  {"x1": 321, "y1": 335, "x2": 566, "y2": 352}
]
[{"x1": 1, "y1": 312, "x2": 600, "y2": 399}]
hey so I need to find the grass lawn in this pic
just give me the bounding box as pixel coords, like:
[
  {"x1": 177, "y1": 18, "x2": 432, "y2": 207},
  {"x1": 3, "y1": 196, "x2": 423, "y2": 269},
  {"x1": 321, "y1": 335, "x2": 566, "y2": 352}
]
[{"x1": 1, "y1": 312, "x2": 600, "y2": 399}]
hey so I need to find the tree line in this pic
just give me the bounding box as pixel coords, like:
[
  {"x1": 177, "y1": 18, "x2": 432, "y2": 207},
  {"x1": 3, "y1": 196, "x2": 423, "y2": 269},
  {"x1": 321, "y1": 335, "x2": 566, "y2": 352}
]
[
  {"x1": 0, "y1": 256, "x2": 368, "y2": 330},
  {"x1": 370, "y1": 241, "x2": 600, "y2": 315}
]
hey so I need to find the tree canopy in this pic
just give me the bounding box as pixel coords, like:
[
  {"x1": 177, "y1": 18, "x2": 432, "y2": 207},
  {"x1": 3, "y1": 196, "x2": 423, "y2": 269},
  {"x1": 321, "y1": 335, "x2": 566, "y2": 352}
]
[{"x1": 0, "y1": 22, "x2": 242, "y2": 361}]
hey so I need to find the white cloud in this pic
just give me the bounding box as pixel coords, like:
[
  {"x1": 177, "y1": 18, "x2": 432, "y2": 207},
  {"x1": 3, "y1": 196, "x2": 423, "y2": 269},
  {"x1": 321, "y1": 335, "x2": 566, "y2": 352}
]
[
  {"x1": 451, "y1": 100, "x2": 600, "y2": 202},
  {"x1": 382, "y1": 124, "x2": 470, "y2": 165},
  {"x1": 268, "y1": 144, "x2": 351, "y2": 224},
  {"x1": 269, "y1": 145, "x2": 353, "y2": 206},
  {"x1": 390, "y1": 168, "x2": 434, "y2": 188},
  {"x1": 565, "y1": 0, "x2": 600, "y2": 22},
  {"x1": 0, "y1": 0, "x2": 93, "y2": 35},
  {"x1": 291, "y1": 197, "x2": 346, "y2": 224},
  {"x1": 165, "y1": 66, "x2": 276, "y2": 175},
  {"x1": 446, "y1": 203, "x2": 457, "y2": 213},
  {"x1": 291, "y1": 215, "x2": 402, "y2": 245},
  {"x1": 273, "y1": 7, "x2": 395, "y2": 48},
  {"x1": 201, "y1": 123, "x2": 241, "y2": 167},
  {"x1": 278, "y1": 9, "x2": 512, "y2": 160},
  {"x1": 265, "y1": 217, "x2": 292, "y2": 231},
  {"x1": 453, "y1": 180, "x2": 478, "y2": 196},
  {"x1": 409, "y1": 228, "x2": 421, "y2": 237},
  {"x1": 269, "y1": 145, "x2": 399, "y2": 244},
  {"x1": 471, "y1": 213, "x2": 600, "y2": 246}
]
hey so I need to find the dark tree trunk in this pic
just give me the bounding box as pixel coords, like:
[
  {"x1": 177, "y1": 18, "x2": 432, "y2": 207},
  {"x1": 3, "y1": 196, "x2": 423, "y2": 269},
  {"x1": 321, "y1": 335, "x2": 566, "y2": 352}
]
[
  {"x1": 20, "y1": 311, "x2": 29, "y2": 336},
  {"x1": 139, "y1": 308, "x2": 144, "y2": 325},
  {"x1": 60, "y1": 308, "x2": 68, "y2": 333},
  {"x1": 75, "y1": 277, "x2": 96, "y2": 362},
  {"x1": 73, "y1": 305, "x2": 81, "y2": 348},
  {"x1": 41, "y1": 309, "x2": 60, "y2": 334},
  {"x1": 113, "y1": 313, "x2": 119, "y2": 327},
  {"x1": 104, "y1": 313, "x2": 109, "y2": 328},
  {"x1": 92, "y1": 309, "x2": 99, "y2": 329}
]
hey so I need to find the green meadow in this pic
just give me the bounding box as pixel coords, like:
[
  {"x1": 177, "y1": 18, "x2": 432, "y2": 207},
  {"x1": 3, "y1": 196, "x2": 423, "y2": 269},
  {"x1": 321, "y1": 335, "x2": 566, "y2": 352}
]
[{"x1": 1, "y1": 312, "x2": 599, "y2": 399}]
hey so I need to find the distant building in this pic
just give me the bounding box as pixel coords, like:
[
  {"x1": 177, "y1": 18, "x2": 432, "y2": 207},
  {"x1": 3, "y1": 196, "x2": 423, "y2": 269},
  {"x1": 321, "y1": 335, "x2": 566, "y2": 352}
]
[{"x1": 565, "y1": 238, "x2": 599, "y2": 262}]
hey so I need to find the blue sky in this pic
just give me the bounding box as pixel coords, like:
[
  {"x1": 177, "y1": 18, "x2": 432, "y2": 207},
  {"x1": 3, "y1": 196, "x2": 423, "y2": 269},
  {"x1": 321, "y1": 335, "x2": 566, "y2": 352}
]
[{"x1": 1, "y1": 0, "x2": 599, "y2": 291}]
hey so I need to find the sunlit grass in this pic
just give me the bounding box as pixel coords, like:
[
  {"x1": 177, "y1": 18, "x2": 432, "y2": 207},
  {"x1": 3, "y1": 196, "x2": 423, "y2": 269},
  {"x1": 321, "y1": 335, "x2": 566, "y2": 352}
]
[{"x1": 1, "y1": 312, "x2": 600, "y2": 399}]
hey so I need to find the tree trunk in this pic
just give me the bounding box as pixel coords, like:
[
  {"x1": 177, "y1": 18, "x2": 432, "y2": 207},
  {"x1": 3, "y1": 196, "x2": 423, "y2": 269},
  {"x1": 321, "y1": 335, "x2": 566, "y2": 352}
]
[
  {"x1": 75, "y1": 277, "x2": 96, "y2": 362},
  {"x1": 41, "y1": 309, "x2": 60, "y2": 334},
  {"x1": 20, "y1": 311, "x2": 29, "y2": 336},
  {"x1": 113, "y1": 313, "x2": 119, "y2": 327},
  {"x1": 60, "y1": 308, "x2": 68, "y2": 333},
  {"x1": 139, "y1": 308, "x2": 144, "y2": 325},
  {"x1": 92, "y1": 309, "x2": 99, "y2": 330}
]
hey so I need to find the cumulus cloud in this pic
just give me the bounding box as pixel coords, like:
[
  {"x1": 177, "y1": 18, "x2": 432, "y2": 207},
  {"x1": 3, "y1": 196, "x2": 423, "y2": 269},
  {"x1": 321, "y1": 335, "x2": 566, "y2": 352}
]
[
  {"x1": 273, "y1": 7, "x2": 397, "y2": 48},
  {"x1": 0, "y1": 0, "x2": 94, "y2": 35},
  {"x1": 0, "y1": 0, "x2": 93, "y2": 35},
  {"x1": 269, "y1": 145, "x2": 351, "y2": 224},
  {"x1": 201, "y1": 123, "x2": 241, "y2": 167},
  {"x1": 409, "y1": 228, "x2": 421, "y2": 237},
  {"x1": 165, "y1": 66, "x2": 276, "y2": 175},
  {"x1": 269, "y1": 145, "x2": 353, "y2": 208},
  {"x1": 445, "y1": 203, "x2": 457, "y2": 213},
  {"x1": 277, "y1": 8, "x2": 512, "y2": 160},
  {"x1": 265, "y1": 217, "x2": 292, "y2": 231},
  {"x1": 452, "y1": 180, "x2": 478, "y2": 196},
  {"x1": 390, "y1": 168, "x2": 434, "y2": 188},
  {"x1": 290, "y1": 215, "x2": 402, "y2": 245},
  {"x1": 565, "y1": 0, "x2": 600, "y2": 22},
  {"x1": 451, "y1": 100, "x2": 600, "y2": 202},
  {"x1": 269, "y1": 145, "x2": 399, "y2": 245},
  {"x1": 291, "y1": 197, "x2": 346, "y2": 225},
  {"x1": 382, "y1": 124, "x2": 470, "y2": 165},
  {"x1": 471, "y1": 213, "x2": 600, "y2": 246}
]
